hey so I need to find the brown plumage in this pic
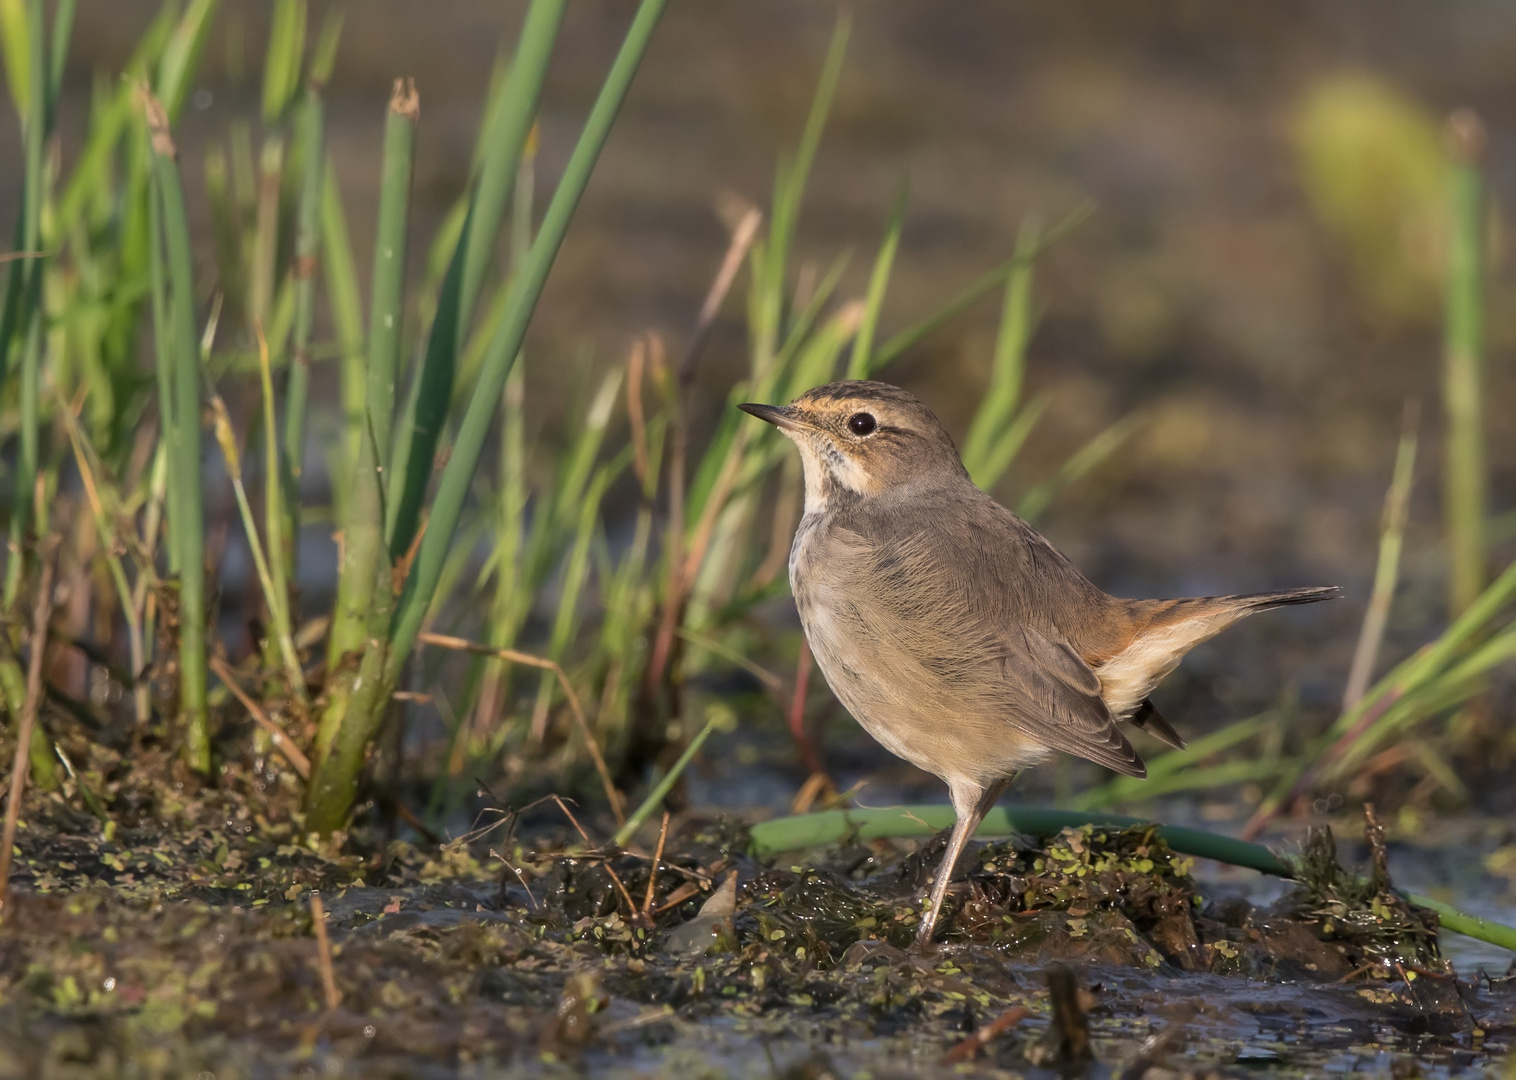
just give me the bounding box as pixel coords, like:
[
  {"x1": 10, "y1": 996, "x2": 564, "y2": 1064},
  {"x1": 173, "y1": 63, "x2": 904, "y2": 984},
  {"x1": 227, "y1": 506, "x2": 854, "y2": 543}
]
[{"x1": 739, "y1": 379, "x2": 1337, "y2": 947}]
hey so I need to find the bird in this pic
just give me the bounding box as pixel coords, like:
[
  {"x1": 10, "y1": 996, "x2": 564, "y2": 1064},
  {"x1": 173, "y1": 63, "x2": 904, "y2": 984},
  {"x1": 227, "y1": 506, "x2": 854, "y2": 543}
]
[{"x1": 738, "y1": 380, "x2": 1337, "y2": 947}]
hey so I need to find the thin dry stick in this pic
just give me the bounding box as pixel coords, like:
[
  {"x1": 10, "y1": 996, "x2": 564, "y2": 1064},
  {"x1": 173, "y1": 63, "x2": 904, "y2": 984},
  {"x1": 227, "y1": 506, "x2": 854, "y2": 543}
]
[
  {"x1": 544, "y1": 792, "x2": 639, "y2": 916},
  {"x1": 940, "y1": 1006, "x2": 1030, "y2": 1065},
  {"x1": 678, "y1": 206, "x2": 761, "y2": 383},
  {"x1": 58, "y1": 395, "x2": 149, "y2": 724},
  {"x1": 210, "y1": 655, "x2": 311, "y2": 779},
  {"x1": 0, "y1": 539, "x2": 58, "y2": 915},
  {"x1": 602, "y1": 861, "x2": 639, "y2": 917},
  {"x1": 309, "y1": 891, "x2": 341, "y2": 1011},
  {"x1": 626, "y1": 337, "x2": 650, "y2": 484},
  {"x1": 641, "y1": 810, "x2": 670, "y2": 918},
  {"x1": 491, "y1": 848, "x2": 539, "y2": 911},
  {"x1": 418, "y1": 630, "x2": 624, "y2": 823},
  {"x1": 646, "y1": 210, "x2": 763, "y2": 692},
  {"x1": 548, "y1": 793, "x2": 593, "y2": 845},
  {"x1": 653, "y1": 879, "x2": 702, "y2": 915}
]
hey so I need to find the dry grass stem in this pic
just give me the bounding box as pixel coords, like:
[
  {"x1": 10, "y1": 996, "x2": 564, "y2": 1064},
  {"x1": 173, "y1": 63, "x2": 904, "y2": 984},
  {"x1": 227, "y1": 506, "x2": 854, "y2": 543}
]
[
  {"x1": 939, "y1": 1005, "x2": 1030, "y2": 1065},
  {"x1": 418, "y1": 631, "x2": 623, "y2": 823},
  {"x1": 210, "y1": 656, "x2": 312, "y2": 779},
  {"x1": 653, "y1": 879, "x2": 701, "y2": 915},
  {"x1": 0, "y1": 537, "x2": 58, "y2": 915},
  {"x1": 309, "y1": 891, "x2": 341, "y2": 1011},
  {"x1": 678, "y1": 205, "x2": 761, "y2": 381},
  {"x1": 641, "y1": 811, "x2": 670, "y2": 918}
]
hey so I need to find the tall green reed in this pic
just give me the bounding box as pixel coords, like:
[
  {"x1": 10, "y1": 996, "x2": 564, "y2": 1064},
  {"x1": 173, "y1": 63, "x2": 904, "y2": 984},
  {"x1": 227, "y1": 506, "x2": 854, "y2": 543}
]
[
  {"x1": 1442, "y1": 110, "x2": 1487, "y2": 620},
  {"x1": 304, "y1": 0, "x2": 672, "y2": 833},
  {"x1": 144, "y1": 93, "x2": 210, "y2": 774}
]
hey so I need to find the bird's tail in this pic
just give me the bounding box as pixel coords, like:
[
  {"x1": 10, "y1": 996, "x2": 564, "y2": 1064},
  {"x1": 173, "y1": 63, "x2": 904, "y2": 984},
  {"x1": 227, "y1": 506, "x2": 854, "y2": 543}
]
[
  {"x1": 1216, "y1": 585, "x2": 1342, "y2": 612},
  {"x1": 1130, "y1": 584, "x2": 1340, "y2": 639}
]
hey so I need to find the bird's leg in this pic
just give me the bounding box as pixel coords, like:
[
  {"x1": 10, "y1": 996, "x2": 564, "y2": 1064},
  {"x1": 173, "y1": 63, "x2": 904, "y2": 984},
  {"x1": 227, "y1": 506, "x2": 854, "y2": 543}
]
[{"x1": 914, "y1": 776, "x2": 1012, "y2": 948}]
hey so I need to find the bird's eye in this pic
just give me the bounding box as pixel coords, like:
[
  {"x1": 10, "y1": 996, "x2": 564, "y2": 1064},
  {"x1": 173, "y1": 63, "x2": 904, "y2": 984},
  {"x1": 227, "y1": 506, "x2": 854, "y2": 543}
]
[{"x1": 847, "y1": 412, "x2": 877, "y2": 437}]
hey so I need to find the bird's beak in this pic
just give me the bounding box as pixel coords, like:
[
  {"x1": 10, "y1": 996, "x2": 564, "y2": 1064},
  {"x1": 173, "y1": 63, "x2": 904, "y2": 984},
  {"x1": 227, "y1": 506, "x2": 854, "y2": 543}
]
[{"x1": 737, "y1": 402, "x2": 809, "y2": 432}]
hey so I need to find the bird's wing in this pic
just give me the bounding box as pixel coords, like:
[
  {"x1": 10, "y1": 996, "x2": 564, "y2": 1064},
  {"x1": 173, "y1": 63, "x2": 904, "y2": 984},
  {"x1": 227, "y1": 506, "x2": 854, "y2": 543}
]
[
  {"x1": 830, "y1": 500, "x2": 1146, "y2": 778},
  {"x1": 992, "y1": 622, "x2": 1146, "y2": 778}
]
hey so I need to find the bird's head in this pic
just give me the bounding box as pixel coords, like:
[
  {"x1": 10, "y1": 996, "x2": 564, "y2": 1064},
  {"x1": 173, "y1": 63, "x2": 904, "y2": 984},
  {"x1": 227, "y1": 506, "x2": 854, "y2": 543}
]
[{"x1": 738, "y1": 380, "x2": 968, "y2": 511}]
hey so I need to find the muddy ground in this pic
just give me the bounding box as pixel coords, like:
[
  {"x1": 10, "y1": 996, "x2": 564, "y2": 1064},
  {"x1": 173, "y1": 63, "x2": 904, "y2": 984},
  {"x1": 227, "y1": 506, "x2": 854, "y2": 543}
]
[{"x1": 1, "y1": 755, "x2": 1513, "y2": 1079}]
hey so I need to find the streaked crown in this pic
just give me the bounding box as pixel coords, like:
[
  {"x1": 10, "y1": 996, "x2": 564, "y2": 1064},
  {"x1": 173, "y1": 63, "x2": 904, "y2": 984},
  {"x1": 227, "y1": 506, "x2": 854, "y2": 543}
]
[{"x1": 739, "y1": 380, "x2": 968, "y2": 507}]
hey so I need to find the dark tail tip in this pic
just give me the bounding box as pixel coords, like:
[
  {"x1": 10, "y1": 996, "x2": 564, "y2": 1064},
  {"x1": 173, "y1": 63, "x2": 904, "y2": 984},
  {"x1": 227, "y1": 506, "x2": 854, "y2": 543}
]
[{"x1": 1238, "y1": 585, "x2": 1341, "y2": 610}]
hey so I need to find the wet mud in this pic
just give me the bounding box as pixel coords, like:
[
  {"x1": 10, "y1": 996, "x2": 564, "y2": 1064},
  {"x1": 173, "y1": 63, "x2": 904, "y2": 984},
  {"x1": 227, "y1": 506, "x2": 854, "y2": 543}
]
[{"x1": 1, "y1": 775, "x2": 1512, "y2": 1078}]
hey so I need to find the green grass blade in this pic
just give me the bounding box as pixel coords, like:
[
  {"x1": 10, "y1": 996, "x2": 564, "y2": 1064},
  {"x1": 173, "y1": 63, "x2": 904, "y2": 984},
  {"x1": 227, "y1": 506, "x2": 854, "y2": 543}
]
[
  {"x1": 1342, "y1": 405, "x2": 1418, "y2": 710},
  {"x1": 279, "y1": 79, "x2": 326, "y2": 573},
  {"x1": 145, "y1": 95, "x2": 211, "y2": 775},
  {"x1": 210, "y1": 397, "x2": 306, "y2": 705},
  {"x1": 529, "y1": 458, "x2": 620, "y2": 739},
  {"x1": 1074, "y1": 714, "x2": 1271, "y2": 810},
  {"x1": 44, "y1": 0, "x2": 74, "y2": 132},
  {"x1": 157, "y1": 0, "x2": 219, "y2": 123},
  {"x1": 458, "y1": 0, "x2": 565, "y2": 335},
  {"x1": 1442, "y1": 112, "x2": 1487, "y2": 619},
  {"x1": 306, "y1": 0, "x2": 669, "y2": 835},
  {"x1": 846, "y1": 175, "x2": 906, "y2": 379},
  {"x1": 1249, "y1": 553, "x2": 1516, "y2": 831},
  {"x1": 0, "y1": 0, "x2": 26, "y2": 118},
  {"x1": 384, "y1": 206, "x2": 468, "y2": 554},
  {"x1": 2, "y1": 0, "x2": 46, "y2": 609},
  {"x1": 325, "y1": 80, "x2": 417, "y2": 675},
  {"x1": 1016, "y1": 412, "x2": 1141, "y2": 521},
  {"x1": 308, "y1": 5, "x2": 342, "y2": 86},
  {"x1": 756, "y1": 13, "x2": 848, "y2": 365},
  {"x1": 386, "y1": 0, "x2": 566, "y2": 560},
  {"x1": 365, "y1": 81, "x2": 418, "y2": 478},
  {"x1": 871, "y1": 202, "x2": 1093, "y2": 371},
  {"x1": 963, "y1": 218, "x2": 1039, "y2": 483},
  {"x1": 975, "y1": 395, "x2": 1046, "y2": 494},
  {"x1": 261, "y1": 0, "x2": 305, "y2": 124},
  {"x1": 612, "y1": 714, "x2": 717, "y2": 848},
  {"x1": 384, "y1": 0, "x2": 669, "y2": 686},
  {"x1": 321, "y1": 155, "x2": 364, "y2": 480}
]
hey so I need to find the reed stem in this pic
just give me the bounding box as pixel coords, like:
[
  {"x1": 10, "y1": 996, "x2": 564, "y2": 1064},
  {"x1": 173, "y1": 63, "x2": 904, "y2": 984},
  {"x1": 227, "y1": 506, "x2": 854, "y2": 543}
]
[
  {"x1": 145, "y1": 94, "x2": 211, "y2": 775},
  {"x1": 1442, "y1": 111, "x2": 1487, "y2": 619}
]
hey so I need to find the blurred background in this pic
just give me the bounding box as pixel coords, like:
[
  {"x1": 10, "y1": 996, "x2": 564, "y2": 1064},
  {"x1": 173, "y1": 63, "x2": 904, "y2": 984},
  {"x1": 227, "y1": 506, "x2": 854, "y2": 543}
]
[{"x1": 3, "y1": 0, "x2": 1513, "y2": 818}]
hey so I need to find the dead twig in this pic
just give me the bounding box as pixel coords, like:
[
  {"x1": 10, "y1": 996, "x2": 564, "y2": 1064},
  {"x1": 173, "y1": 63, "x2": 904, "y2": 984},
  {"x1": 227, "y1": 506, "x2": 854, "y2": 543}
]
[
  {"x1": 639, "y1": 811, "x2": 671, "y2": 924},
  {"x1": 1116, "y1": 1006, "x2": 1193, "y2": 1080},
  {"x1": 645, "y1": 208, "x2": 763, "y2": 698},
  {"x1": 544, "y1": 793, "x2": 638, "y2": 919},
  {"x1": 309, "y1": 891, "x2": 341, "y2": 1012},
  {"x1": 210, "y1": 655, "x2": 311, "y2": 780},
  {"x1": 0, "y1": 537, "x2": 57, "y2": 915},
  {"x1": 653, "y1": 879, "x2": 702, "y2": 915},
  {"x1": 491, "y1": 848, "x2": 539, "y2": 912},
  {"x1": 418, "y1": 630, "x2": 624, "y2": 824},
  {"x1": 549, "y1": 793, "x2": 593, "y2": 846},
  {"x1": 939, "y1": 1005, "x2": 1030, "y2": 1065},
  {"x1": 678, "y1": 205, "x2": 761, "y2": 383}
]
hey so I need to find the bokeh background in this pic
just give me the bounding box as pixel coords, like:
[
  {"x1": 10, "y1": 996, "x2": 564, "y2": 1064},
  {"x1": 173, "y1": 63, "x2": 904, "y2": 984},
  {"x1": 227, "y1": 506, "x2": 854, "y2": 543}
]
[{"x1": 10, "y1": 0, "x2": 1515, "y2": 786}]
